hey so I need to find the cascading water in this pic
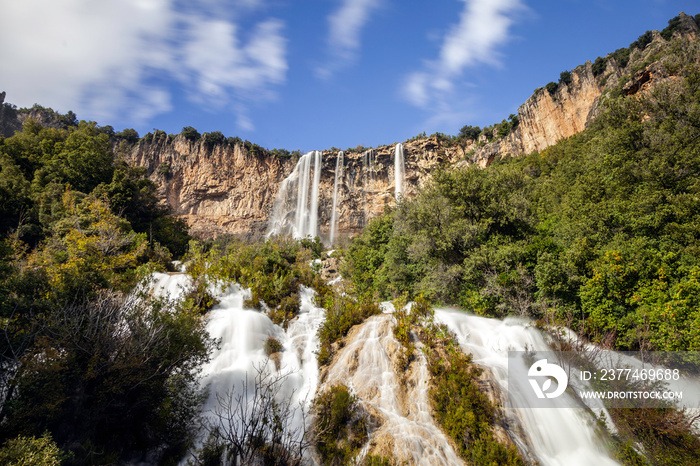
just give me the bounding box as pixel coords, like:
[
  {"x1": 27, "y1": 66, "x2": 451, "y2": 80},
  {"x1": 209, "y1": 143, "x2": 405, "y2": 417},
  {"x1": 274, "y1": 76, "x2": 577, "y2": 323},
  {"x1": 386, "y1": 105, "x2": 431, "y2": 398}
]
[
  {"x1": 200, "y1": 285, "x2": 325, "y2": 435},
  {"x1": 394, "y1": 143, "x2": 405, "y2": 199},
  {"x1": 435, "y1": 309, "x2": 620, "y2": 466},
  {"x1": 323, "y1": 311, "x2": 464, "y2": 465},
  {"x1": 151, "y1": 273, "x2": 325, "y2": 464},
  {"x1": 267, "y1": 150, "x2": 323, "y2": 239},
  {"x1": 329, "y1": 151, "x2": 344, "y2": 246}
]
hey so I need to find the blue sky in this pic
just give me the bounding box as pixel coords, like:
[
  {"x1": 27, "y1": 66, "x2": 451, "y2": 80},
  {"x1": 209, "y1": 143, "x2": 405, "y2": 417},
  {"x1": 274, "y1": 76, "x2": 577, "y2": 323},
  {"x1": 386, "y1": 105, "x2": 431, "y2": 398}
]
[{"x1": 1, "y1": 0, "x2": 697, "y2": 153}]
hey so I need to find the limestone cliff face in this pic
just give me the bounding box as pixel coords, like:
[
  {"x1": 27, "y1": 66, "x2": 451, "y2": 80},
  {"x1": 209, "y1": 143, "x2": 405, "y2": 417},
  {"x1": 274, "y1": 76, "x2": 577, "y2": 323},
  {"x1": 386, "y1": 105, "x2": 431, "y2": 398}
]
[
  {"x1": 125, "y1": 16, "x2": 698, "y2": 240},
  {"x1": 469, "y1": 15, "x2": 698, "y2": 166},
  {"x1": 125, "y1": 134, "x2": 466, "y2": 241},
  {"x1": 314, "y1": 138, "x2": 467, "y2": 241},
  {"x1": 125, "y1": 135, "x2": 295, "y2": 240}
]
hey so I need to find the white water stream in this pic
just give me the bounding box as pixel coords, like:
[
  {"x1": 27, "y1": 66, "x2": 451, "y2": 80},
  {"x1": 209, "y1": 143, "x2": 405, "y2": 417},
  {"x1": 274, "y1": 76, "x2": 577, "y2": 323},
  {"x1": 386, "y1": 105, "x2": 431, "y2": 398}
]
[
  {"x1": 329, "y1": 151, "x2": 344, "y2": 246},
  {"x1": 268, "y1": 150, "x2": 323, "y2": 239},
  {"x1": 151, "y1": 274, "x2": 325, "y2": 463},
  {"x1": 323, "y1": 310, "x2": 464, "y2": 465},
  {"x1": 435, "y1": 308, "x2": 620, "y2": 466},
  {"x1": 394, "y1": 143, "x2": 405, "y2": 199},
  {"x1": 149, "y1": 269, "x2": 675, "y2": 465}
]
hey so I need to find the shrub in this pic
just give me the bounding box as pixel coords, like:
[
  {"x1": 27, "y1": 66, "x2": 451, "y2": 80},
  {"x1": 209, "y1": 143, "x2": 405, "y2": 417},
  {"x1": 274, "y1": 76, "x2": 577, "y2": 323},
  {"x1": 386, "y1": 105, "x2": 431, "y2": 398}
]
[
  {"x1": 458, "y1": 125, "x2": 481, "y2": 141},
  {"x1": 157, "y1": 162, "x2": 171, "y2": 177},
  {"x1": 313, "y1": 385, "x2": 368, "y2": 465},
  {"x1": 264, "y1": 336, "x2": 283, "y2": 356},
  {"x1": 180, "y1": 126, "x2": 200, "y2": 141},
  {"x1": 203, "y1": 131, "x2": 225, "y2": 148},
  {"x1": 0, "y1": 433, "x2": 65, "y2": 466},
  {"x1": 592, "y1": 56, "x2": 608, "y2": 76},
  {"x1": 559, "y1": 70, "x2": 572, "y2": 87}
]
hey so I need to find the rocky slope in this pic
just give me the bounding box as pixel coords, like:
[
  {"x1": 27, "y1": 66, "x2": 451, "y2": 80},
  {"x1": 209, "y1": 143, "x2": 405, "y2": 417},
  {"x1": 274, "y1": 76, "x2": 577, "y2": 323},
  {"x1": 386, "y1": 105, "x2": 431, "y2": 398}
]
[{"x1": 468, "y1": 12, "x2": 699, "y2": 166}]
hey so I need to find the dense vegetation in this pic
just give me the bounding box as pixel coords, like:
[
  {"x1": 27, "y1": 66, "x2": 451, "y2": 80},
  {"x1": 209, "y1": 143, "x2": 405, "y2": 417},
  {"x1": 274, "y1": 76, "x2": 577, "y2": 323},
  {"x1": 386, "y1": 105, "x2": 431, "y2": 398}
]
[
  {"x1": 341, "y1": 33, "x2": 700, "y2": 465},
  {"x1": 0, "y1": 115, "x2": 213, "y2": 464},
  {"x1": 390, "y1": 297, "x2": 524, "y2": 465},
  {"x1": 344, "y1": 37, "x2": 700, "y2": 356}
]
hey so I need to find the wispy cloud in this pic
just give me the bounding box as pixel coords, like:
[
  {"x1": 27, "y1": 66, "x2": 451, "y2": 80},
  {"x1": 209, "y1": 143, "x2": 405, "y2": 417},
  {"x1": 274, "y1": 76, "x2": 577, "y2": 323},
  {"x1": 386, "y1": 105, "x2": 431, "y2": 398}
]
[
  {"x1": 0, "y1": 0, "x2": 287, "y2": 129},
  {"x1": 403, "y1": 0, "x2": 524, "y2": 108},
  {"x1": 180, "y1": 17, "x2": 287, "y2": 111},
  {"x1": 317, "y1": 0, "x2": 383, "y2": 78}
]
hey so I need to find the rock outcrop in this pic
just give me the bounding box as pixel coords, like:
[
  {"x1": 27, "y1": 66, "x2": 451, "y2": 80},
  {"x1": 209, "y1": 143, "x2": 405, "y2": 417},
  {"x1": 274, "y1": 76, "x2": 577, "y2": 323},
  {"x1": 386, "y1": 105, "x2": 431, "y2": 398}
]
[
  {"x1": 125, "y1": 18, "x2": 699, "y2": 241},
  {"x1": 468, "y1": 12, "x2": 698, "y2": 166},
  {"x1": 124, "y1": 134, "x2": 467, "y2": 241}
]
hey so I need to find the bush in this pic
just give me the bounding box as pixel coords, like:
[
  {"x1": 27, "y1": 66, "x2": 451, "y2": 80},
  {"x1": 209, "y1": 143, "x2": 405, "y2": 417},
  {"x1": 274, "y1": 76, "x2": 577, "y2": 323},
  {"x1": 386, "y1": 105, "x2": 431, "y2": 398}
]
[
  {"x1": 313, "y1": 385, "x2": 368, "y2": 465},
  {"x1": 203, "y1": 131, "x2": 225, "y2": 148},
  {"x1": 592, "y1": 56, "x2": 608, "y2": 76},
  {"x1": 458, "y1": 125, "x2": 481, "y2": 141},
  {"x1": 559, "y1": 70, "x2": 572, "y2": 87},
  {"x1": 0, "y1": 433, "x2": 65, "y2": 466},
  {"x1": 180, "y1": 126, "x2": 200, "y2": 141},
  {"x1": 264, "y1": 336, "x2": 283, "y2": 356}
]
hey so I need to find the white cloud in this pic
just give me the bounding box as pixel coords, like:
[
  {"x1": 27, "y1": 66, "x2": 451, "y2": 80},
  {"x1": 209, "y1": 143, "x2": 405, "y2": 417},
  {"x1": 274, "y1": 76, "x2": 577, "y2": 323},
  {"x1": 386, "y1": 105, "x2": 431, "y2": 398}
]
[
  {"x1": 317, "y1": 0, "x2": 383, "y2": 78},
  {"x1": 403, "y1": 0, "x2": 524, "y2": 108},
  {"x1": 181, "y1": 17, "x2": 286, "y2": 105},
  {"x1": 0, "y1": 0, "x2": 287, "y2": 129}
]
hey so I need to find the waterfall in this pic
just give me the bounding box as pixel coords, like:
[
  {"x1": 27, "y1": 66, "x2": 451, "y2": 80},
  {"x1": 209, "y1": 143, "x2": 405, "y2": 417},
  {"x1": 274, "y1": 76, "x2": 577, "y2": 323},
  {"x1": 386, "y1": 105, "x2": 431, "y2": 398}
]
[
  {"x1": 268, "y1": 150, "x2": 323, "y2": 239},
  {"x1": 308, "y1": 150, "x2": 322, "y2": 238},
  {"x1": 435, "y1": 309, "x2": 620, "y2": 466},
  {"x1": 323, "y1": 312, "x2": 464, "y2": 465},
  {"x1": 394, "y1": 143, "x2": 405, "y2": 199},
  {"x1": 329, "y1": 151, "x2": 344, "y2": 246},
  {"x1": 200, "y1": 285, "x2": 325, "y2": 433},
  {"x1": 150, "y1": 272, "x2": 326, "y2": 465}
]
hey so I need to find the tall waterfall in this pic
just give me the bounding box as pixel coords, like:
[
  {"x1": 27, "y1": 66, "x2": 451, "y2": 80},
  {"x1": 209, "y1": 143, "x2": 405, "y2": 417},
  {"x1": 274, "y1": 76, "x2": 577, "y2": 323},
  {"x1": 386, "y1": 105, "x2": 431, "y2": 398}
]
[
  {"x1": 329, "y1": 151, "x2": 344, "y2": 246},
  {"x1": 267, "y1": 150, "x2": 323, "y2": 239},
  {"x1": 152, "y1": 273, "x2": 326, "y2": 465},
  {"x1": 435, "y1": 309, "x2": 620, "y2": 466},
  {"x1": 394, "y1": 143, "x2": 405, "y2": 199},
  {"x1": 363, "y1": 149, "x2": 374, "y2": 188}
]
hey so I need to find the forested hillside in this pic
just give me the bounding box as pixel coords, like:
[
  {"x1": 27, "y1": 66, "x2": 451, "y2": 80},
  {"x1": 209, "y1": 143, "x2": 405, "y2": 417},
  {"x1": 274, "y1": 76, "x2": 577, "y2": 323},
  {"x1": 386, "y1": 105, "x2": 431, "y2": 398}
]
[{"x1": 344, "y1": 36, "x2": 700, "y2": 353}]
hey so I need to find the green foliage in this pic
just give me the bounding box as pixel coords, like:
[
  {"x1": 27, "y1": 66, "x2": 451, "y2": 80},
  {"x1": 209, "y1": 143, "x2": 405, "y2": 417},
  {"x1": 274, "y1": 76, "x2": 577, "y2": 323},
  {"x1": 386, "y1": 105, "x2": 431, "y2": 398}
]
[
  {"x1": 317, "y1": 293, "x2": 380, "y2": 366},
  {"x1": 180, "y1": 126, "x2": 200, "y2": 141},
  {"x1": 0, "y1": 290, "x2": 213, "y2": 464},
  {"x1": 264, "y1": 336, "x2": 283, "y2": 356},
  {"x1": 559, "y1": 70, "x2": 572, "y2": 87},
  {"x1": 458, "y1": 124, "x2": 481, "y2": 141},
  {"x1": 593, "y1": 56, "x2": 608, "y2": 76},
  {"x1": 202, "y1": 131, "x2": 225, "y2": 148},
  {"x1": 545, "y1": 81, "x2": 558, "y2": 94},
  {"x1": 418, "y1": 313, "x2": 524, "y2": 465},
  {"x1": 611, "y1": 47, "x2": 632, "y2": 68},
  {"x1": 183, "y1": 236, "x2": 324, "y2": 327},
  {"x1": 630, "y1": 31, "x2": 653, "y2": 51},
  {"x1": 0, "y1": 118, "x2": 190, "y2": 256},
  {"x1": 343, "y1": 42, "x2": 700, "y2": 357},
  {"x1": 0, "y1": 433, "x2": 66, "y2": 466},
  {"x1": 609, "y1": 408, "x2": 700, "y2": 465},
  {"x1": 158, "y1": 162, "x2": 171, "y2": 177},
  {"x1": 313, "y1": 385, "x2": 368, "y2": 465}
]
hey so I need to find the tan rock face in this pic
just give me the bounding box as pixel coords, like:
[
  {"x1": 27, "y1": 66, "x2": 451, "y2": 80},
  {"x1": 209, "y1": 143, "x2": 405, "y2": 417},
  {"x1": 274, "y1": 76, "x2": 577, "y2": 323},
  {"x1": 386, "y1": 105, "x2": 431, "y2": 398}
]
[
  {"x1": 125, "y1": 29, "x2": 697, "y2": 240},
  {"x1": 125, "y1": 135, "x2": 466, "y2": 241},
  {"x1": 125, "y1": 136, "x2": 295, "y2": 240}
]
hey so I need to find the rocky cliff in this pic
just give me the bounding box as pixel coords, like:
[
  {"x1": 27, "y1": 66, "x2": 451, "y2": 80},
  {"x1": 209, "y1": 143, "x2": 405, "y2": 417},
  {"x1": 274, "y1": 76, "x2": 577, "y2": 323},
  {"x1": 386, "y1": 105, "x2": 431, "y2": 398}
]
[
  {"x1": 124, "y1": 15, "x2": 698, "y2": 241},
  {"x1": 125, "y1": 134, "x2": 467, "y2": 241},
  {"x1": 468, "y1": 12, "x2": 698, "y2": 166}
]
